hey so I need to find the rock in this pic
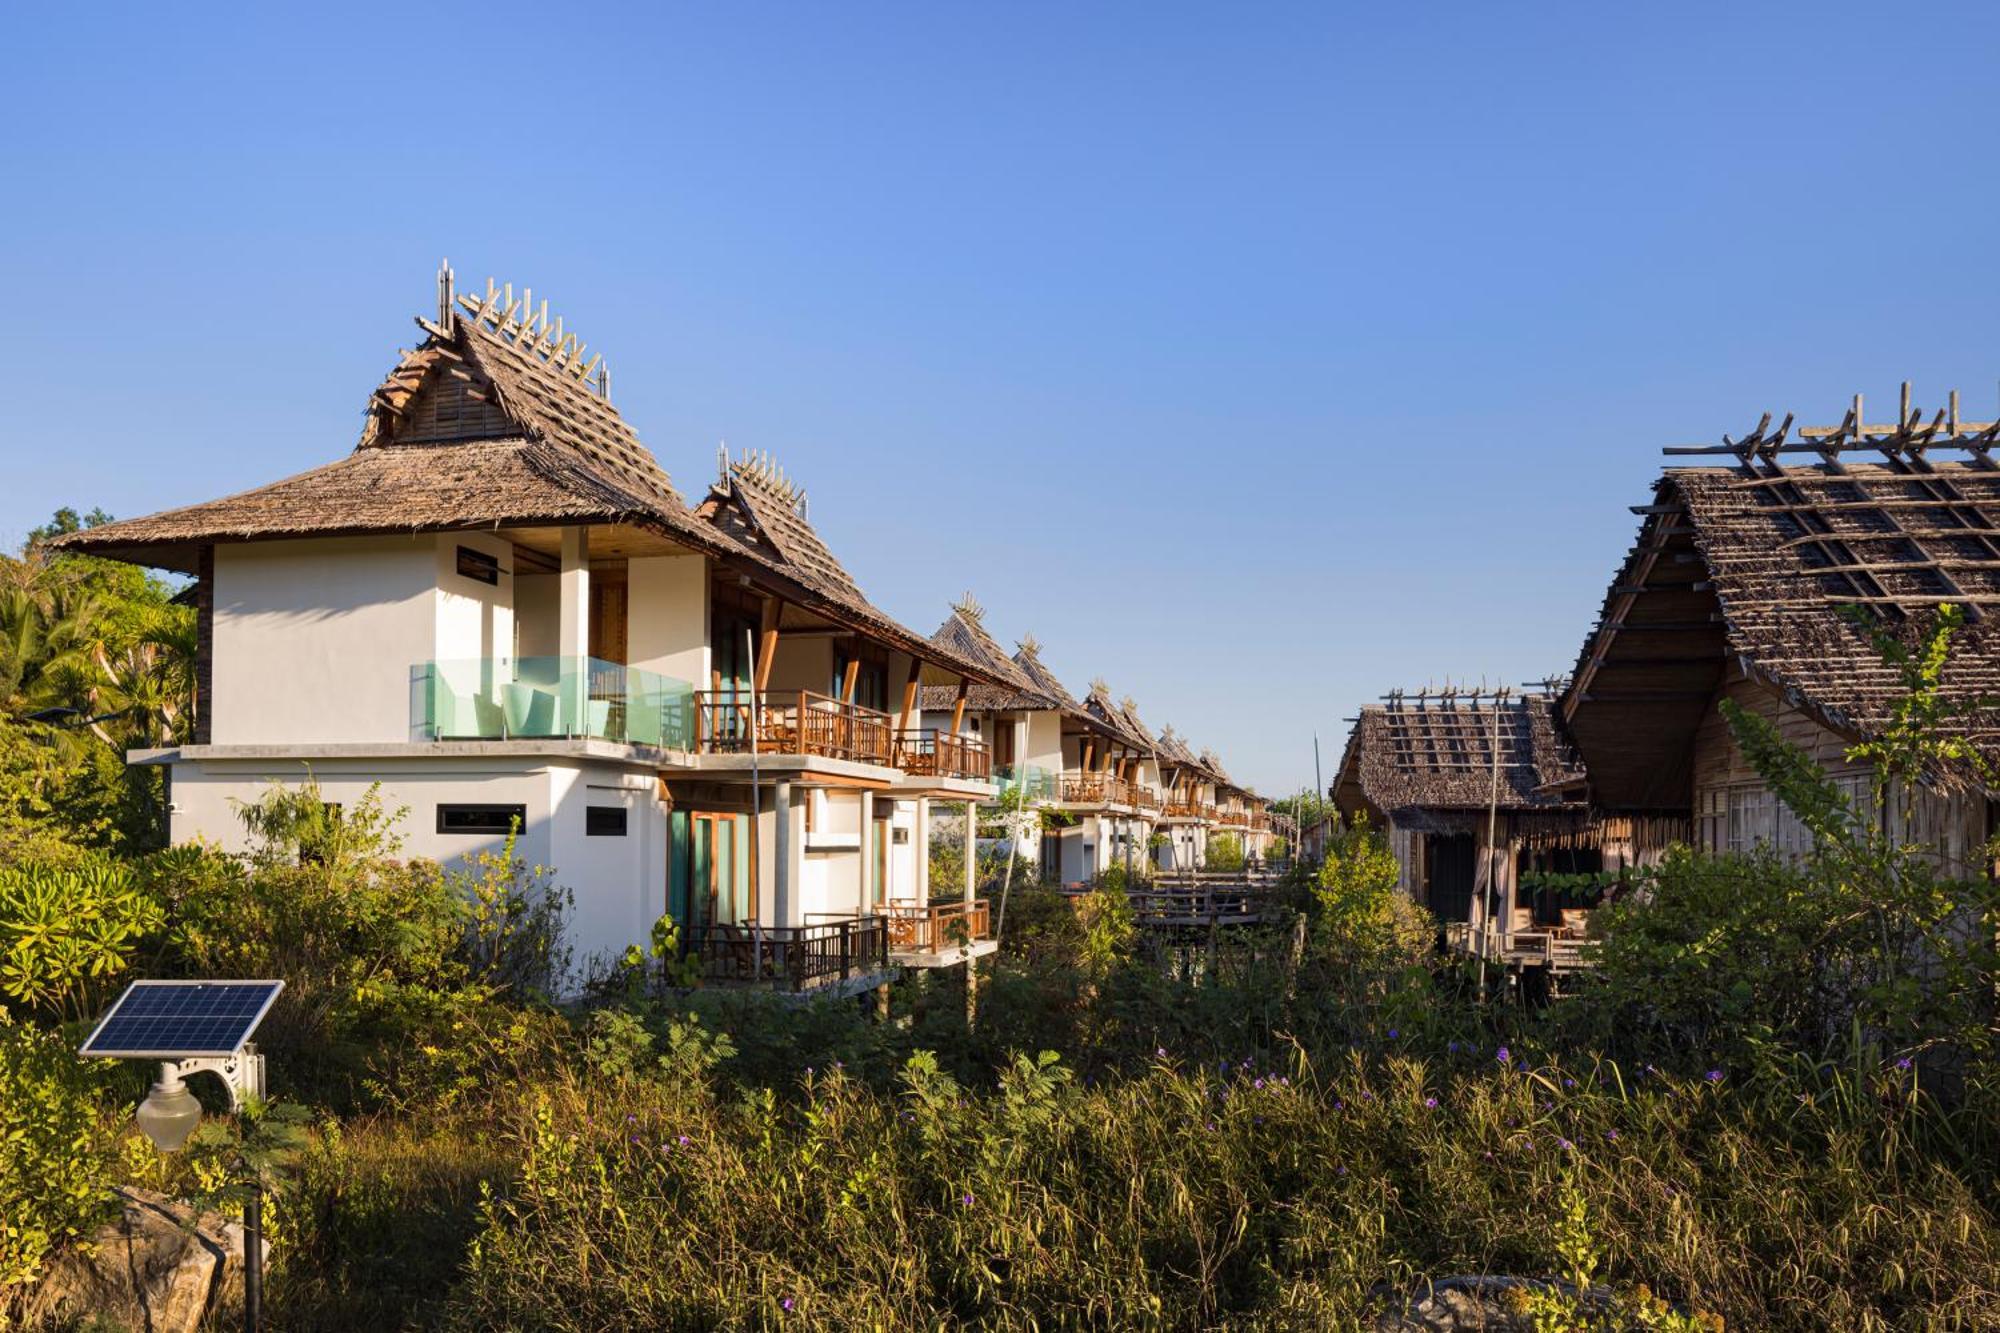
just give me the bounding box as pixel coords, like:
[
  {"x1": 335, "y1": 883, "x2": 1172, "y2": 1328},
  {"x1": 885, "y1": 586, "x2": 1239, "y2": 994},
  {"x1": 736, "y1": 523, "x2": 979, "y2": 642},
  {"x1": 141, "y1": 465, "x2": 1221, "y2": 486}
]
[
  {"x1": 1371, "y1": 1276, "x2": 1608, "y2": 1331},
  {"x1": 25, "y1": 1186, "x2": 264, "y2": 1333}
]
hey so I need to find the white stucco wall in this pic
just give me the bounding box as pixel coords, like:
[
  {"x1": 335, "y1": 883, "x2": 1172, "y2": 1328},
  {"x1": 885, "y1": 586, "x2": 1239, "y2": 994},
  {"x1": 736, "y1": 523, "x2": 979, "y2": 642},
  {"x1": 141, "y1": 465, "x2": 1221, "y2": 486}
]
[
  {"x1": 626, "y1": 553, "x2": 708, "y2": 688},
  {"x1": 210, "y1": 537, "x2": 441, "y2": 745},
  {"x1": 164, "y1": 754, "x2": 668, "y2": 989}
]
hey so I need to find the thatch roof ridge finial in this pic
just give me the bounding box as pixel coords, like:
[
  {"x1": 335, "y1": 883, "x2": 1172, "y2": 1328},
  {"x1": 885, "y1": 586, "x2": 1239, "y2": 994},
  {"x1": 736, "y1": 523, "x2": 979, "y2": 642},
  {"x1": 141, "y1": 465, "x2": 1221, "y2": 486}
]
[
  {"x1": 731, "y1": 447, "x2": 810, "y2": 515},
  {"x1": 1017, "y1": 632, "x2": 1041, "y2": 658},
  {"x1": 952, "y1": 591, "x2": 985, "y2": 624},
  {"x1": 455, "y1": 275, "x2": 606, "y2": 397},
  {"x1": 1089, "y1": 676, "x2": 1111, "y2": 698}
]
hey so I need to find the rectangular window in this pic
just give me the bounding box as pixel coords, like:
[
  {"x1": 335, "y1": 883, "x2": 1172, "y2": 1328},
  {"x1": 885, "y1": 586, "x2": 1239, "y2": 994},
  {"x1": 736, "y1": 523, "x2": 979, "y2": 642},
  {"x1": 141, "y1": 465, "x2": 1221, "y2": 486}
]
[
  {"x1": 437, "y1": 803, "x2": 525, "y2": 835},
  {"x1": 455, "y1": 545, "x2": 501, "y2": 586},
  {"x1": 586, "y1": 806, "x2": 628, "y2": 837}
]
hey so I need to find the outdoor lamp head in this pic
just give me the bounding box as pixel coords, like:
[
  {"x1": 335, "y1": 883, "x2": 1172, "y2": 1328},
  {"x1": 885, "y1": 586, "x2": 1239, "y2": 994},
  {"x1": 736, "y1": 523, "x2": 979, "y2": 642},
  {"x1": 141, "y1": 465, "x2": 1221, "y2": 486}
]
[{"x1": 135, "y1": 1067, "x2": 202, "y2": 1152}]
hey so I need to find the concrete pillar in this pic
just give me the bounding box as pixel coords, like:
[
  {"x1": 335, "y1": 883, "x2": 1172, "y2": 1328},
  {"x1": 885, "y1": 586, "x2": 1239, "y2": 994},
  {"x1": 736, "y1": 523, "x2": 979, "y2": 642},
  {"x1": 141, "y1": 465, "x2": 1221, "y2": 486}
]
[
  {"x1": 914, "y1": 797, "x2": 931, "y2": 908},
  {"x1": 773, "y1": 780, "x2": 794, "y2": 927},
  {"x1": 962, "y1": 800, "x2": 976, "y2": 904},
  {"x1": 859, "y1": 789, "x2": 875, "y2": 913},
  {"x1": 558, "y1": 526, "x2": 591, "y2": 731}
]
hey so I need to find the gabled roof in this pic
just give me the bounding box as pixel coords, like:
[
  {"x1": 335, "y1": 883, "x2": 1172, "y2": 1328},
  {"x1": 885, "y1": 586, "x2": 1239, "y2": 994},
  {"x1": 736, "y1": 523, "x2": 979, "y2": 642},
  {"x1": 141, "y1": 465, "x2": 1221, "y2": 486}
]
[
  {"x1": 1081, "y1": 679, "x2": 1152, "y2": 750},
  {"x1": 1335, "y1": 691, "x2": 1583, "y2": 819},
  {"x1": 698, "y1": 450, "x2": 866, "y2": 606},
  {"x1": 1562, "y1": 455, "x2": 2000, "y2": 803},
  {"x1": 49, "y1": 280, "x2": 719, "y2": 573},
  {"x1": 919, "y1": 596, "x2": 1057, "y2": 712},
  {"x1": 1012, "y1": 636, "x2": 1081, "y2": 709}
]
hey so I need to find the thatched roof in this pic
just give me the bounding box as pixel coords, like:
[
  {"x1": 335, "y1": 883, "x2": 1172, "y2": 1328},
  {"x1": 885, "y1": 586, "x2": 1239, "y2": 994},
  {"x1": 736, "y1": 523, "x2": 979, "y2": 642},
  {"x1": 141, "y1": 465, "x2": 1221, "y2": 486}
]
[
  {"x1": 918, "y1": 596, "x2": 1057, "y2": 712},
  {"x1": 1080, "y1": 680, "x2": 1152, "y2": 751},
  {"x1": 48, "y1": 288, "x2": 706, "y2": 573},
  {"x1": 1012, "y1": 635, "x2": 1086, "y2": 714},
  {"x1": 1335, "y1": 691, "x2": 1583, "y2": 821},
  {"x1": 1563, "y1": 459, "x2": 2000, "y2": 806},
  {"x1": 47, "y1": 273, "x2": 1010, "y2": 692}
]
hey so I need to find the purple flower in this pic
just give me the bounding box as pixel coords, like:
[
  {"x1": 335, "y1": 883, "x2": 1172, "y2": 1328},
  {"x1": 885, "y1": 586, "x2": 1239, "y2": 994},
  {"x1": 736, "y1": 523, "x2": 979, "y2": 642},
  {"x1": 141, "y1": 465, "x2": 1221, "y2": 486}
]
[
  {"x1": 1388, "y1": 1029, "x2": 1399, "y2": 1039},
  {"x1": 1895, "y1": 1056, "x2": 1913, "y2": 1071},
  {"x1": 1705, "y1": 1069, "x2": 1723, "y2": 1083},
  {"x1": 1558, "y1": 1138, "x2": 1575, "y2": 1152},
  {"x1": 678, "y1": 1134, "x2": 691, "y2": 1146},
  {"x1": 1423, "y1": 1096, "x2": 1438, "y2": 1109},
  {"x1": 1206, "y1": 1121, "x2": 1217, "y2": 1131},
  {"x1": 1605, "y1": 1129, "x2": 1618, "y2": 1141},
  {"x1": 1448, "y1": 1041, "x2": 1460, "y2": 1054},
  {"x1": 1156, "y1": 1047, "x2": 1167, "y2": 1058},
  {"x1": 1563, "y1": 1078, "x2": 1576, "y2": 1089},
  {"x1": 1495, "y1": 1046, "x2": 1511, "y2": 1066},
  {"x1": 1254, "y1": 1078, "x2": 1265, "y2": 1090},
  {"x1": 782, "y1": 1298, "x2": 795, "y2": 1312},
  {"x1": 1336, "y1": 1164, "x2": 1347, "y2": 1175}
]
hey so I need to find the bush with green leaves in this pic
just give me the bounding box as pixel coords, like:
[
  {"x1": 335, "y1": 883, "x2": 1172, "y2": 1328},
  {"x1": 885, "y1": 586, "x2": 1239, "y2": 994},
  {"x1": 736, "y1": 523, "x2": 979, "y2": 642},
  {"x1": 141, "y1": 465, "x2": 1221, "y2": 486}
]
[
  {"x1": 1205, "y1": 831, "x2": 1246, "y2": 871},
  {"x1": 0, "y1": 1013, "x2": 114, "y2": 1296},
  {"x1": 0, "y1": 854, "x2": 163, "y2": 1023}
]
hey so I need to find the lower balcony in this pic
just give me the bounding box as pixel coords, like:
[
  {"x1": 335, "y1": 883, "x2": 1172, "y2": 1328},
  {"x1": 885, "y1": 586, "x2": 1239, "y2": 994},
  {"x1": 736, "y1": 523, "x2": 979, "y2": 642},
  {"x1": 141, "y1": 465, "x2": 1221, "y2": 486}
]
[
  {"x1": 412, "y1": 658, "x2": 692, "y2": 747},
  {"x1": 692, "y1": 690, "x2": 894, "y2": 765},
  {"x1": 995, "y1": 765, "x2": 1062, "y2": 802},
  {"x1": 684, "y1": 917, "x2": 891, "y2": 994},
  {"x1": 884, "y1": 898, "x2": 998, "y2": 965}
]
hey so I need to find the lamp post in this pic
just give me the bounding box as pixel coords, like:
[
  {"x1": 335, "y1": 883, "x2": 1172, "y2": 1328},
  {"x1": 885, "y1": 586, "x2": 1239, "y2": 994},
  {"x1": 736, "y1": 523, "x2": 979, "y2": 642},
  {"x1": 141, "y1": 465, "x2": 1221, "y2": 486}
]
[{"x1": 133, "y1": 1059, "x2": 265, "y2": 1333}]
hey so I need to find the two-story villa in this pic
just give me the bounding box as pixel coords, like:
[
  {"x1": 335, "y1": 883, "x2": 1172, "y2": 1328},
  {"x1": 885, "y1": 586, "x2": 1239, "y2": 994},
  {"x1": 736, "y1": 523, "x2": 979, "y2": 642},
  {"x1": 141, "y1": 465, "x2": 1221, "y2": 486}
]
[{"x1": 53, "y1": 274, "x2": 1008, "y2": 989}]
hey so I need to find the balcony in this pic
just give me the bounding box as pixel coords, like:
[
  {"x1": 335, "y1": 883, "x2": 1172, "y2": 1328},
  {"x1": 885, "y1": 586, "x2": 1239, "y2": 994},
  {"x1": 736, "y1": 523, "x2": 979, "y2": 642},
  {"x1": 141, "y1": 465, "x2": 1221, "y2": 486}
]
[
  {"x1": 884, "y1": 899, "x2": 994, "y2": 961},
  {"x1": 693, "y1": 690, "x2": 894, "y2": 765},
  {"x1": 894, "y1": 729, "x2": 992, "y2": 781},
  {"x1": 995, "y1": 764, "x2": 1062, "y2": 802},
  {"x1": 411, "y1": 658, "x2": 693, "y2": 747},
  {"x1": 684, "y1": 917, "x2": 890, "y2": 992},
  {"x1": 1060, "y1": 774, "x2": 1137, "y2": 806}
]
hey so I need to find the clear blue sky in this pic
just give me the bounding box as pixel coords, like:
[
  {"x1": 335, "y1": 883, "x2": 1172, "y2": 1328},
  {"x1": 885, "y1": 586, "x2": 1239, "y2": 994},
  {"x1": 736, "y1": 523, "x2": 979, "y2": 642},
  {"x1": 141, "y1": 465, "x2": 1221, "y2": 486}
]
[{"x1": 4, "y1": 3, "x2": 1998, "y2": 795}]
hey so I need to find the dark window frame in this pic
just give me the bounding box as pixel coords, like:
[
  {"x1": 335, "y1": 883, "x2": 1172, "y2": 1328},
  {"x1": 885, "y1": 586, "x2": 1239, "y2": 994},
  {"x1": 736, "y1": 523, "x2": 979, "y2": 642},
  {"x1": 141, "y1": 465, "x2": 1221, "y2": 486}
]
[
  {"x1": 436, "y1": 803, "x2": 526, "y2": 835},
  {"x1": 455, "y1": 545, "x2": 501, "y2": 586},
  {"x1": 585, "y1": 806, "x2": 629, "y2": 837}
]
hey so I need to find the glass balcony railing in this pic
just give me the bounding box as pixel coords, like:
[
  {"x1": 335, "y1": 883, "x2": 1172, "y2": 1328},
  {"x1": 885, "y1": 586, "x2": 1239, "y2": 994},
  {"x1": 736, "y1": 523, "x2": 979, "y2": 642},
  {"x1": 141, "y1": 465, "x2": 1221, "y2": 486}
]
[
  {"x1": 994, "y1": 764, "x2": 1062, "y2": 802},
  {"x1": 411, "y1": 658, "x2": 695, "y2": 748}
]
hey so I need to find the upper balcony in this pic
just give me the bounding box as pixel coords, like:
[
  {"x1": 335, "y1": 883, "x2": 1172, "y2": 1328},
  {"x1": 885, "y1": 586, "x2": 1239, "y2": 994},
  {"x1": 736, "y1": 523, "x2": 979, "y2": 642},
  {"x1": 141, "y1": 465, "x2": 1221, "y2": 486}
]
[
  {"x1": 1060, "y1": 773, "x2": 1139, "y2": 807},
  {"x1": 995, "y1": 764, "x2": 1063, "y2": 803},
  {"x1": 893, "y1": 729, "x2": 992, "y2": 781},
  {"x1": 411, "y1": 657, "x2": 693, "y2": 748},
  {"x1": 693, "y1": 689, "x2": 895, "y2": 765}
]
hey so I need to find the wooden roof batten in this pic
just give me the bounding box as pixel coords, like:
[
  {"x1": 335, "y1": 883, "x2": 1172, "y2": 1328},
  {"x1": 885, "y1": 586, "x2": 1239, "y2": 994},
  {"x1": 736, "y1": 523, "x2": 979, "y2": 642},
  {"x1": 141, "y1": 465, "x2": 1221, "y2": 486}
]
[{"x1": 1662, "y1": 382, "x2": 2000, "y2": 620}]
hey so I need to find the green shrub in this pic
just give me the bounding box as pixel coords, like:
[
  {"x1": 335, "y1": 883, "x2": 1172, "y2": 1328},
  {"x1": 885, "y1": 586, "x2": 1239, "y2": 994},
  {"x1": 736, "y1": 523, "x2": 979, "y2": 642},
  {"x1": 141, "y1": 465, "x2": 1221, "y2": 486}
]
[
  {"x1": 1205, "y1": 832, "x2": 1245, "y2": 871},
  {"x1": 0, "y1": 854, "x2": 163, "y2": 1023},
  {"x1": 0, "y1": 1013, "x2": 113, "y2": 1294}
]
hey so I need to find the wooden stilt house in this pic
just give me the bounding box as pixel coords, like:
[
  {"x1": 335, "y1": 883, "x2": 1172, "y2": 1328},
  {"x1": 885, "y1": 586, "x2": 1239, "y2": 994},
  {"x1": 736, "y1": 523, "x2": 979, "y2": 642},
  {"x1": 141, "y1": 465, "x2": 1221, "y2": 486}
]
[{"x1": 1558, "y1": 389, "x2": 2000, "y2": 872}]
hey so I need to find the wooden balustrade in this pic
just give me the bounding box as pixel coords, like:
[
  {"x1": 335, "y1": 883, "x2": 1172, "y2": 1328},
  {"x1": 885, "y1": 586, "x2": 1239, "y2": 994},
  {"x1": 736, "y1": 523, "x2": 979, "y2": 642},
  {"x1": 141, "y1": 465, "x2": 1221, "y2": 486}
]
[
  {"x1": 692, "y1": 690, "x2": 894, "y2": 764},
  {"x1": 684, "y1": 917, "x2": 888, "y2": 991},
  {"x1": 893, "y1": 729, "x2": 993, "y2": 780},
  {"x1": 883, "y1": 899, "x2": 992, "y2": 954}
]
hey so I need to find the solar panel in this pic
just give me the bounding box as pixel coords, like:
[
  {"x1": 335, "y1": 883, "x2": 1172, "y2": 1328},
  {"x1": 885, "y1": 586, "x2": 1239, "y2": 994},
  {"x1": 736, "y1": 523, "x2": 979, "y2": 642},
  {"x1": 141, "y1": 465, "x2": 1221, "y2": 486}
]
[{"x1": 80, "y1": 980, "x2": 285, "y2": 1059}]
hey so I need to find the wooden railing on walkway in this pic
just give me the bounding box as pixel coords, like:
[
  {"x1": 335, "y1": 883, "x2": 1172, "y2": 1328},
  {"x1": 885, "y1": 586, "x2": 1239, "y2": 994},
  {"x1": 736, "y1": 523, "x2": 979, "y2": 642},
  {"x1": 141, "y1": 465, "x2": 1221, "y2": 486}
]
[
  {"x1": 883, "y1": 899, "x2": 992, "y2": 955},
  {"x1": 685, "y1": 917, "x2": 889, "y2": 991},
  {"x1": 1062, "y1": 878, "x2": 1274, "y2": 928},
  {"x1": 1061, "y1": 774, "x2": 1137, "y2": 806},
  {"x1": 894, "y1": 730, "x2": 993, "y2": 781},
  {"x1": 692, "y1": 691, "x2": 894, "y2": 765}
]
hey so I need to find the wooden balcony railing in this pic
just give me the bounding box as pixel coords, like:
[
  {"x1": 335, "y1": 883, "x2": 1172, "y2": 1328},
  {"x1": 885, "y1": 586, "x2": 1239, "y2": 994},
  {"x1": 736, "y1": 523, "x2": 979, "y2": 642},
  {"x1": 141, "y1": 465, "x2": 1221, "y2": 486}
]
[
  {"x1": 692, "y1": 691, "x2": 894, "y2": 765},
  {"x1": 883, "y1": 899, "x2": 992, "y2": 954},
  {"x1": 893, "y1": 729, "x2": 993, "y2": 781},
  {"x1": 684, "y1": 917, "x2": 889, "y2": 991},
  {"x1": 1062, "y1": 774, "x2": 1139, "y2": 806}
]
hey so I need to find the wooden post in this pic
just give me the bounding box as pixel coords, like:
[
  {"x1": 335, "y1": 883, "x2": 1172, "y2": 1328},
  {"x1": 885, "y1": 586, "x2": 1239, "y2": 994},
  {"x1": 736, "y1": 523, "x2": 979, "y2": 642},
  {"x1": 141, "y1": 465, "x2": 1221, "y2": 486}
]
[
  {"x1": 755, "y1": 597, "x2": 781, "y2": 693},
  {"x1": 949, "y1": 676, "x2": 969, "y2": 734}
]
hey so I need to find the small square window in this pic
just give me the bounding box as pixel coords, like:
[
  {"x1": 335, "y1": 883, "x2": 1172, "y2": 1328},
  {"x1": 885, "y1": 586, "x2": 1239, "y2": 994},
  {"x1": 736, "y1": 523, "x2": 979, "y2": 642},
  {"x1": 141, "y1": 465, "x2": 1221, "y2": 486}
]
[{"x1": 586, "y1": 806, "x2": 628, "y2": 837}]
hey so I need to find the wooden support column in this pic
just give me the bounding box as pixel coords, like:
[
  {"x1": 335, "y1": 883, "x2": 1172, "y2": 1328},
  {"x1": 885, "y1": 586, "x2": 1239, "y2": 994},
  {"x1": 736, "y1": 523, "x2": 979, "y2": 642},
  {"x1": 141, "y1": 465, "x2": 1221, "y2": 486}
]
[
  {"x1": 963, "y1": 799, "x2": 976, "y2": 903},
  {"x1": 840, "y1": 657, "x2": 861, "y2": 702},
  {"x1": 949, "y1": 676, "x2": 969, "y2": 734},
  {"x1": 894, "y1": 667, "x2": 919, "y2": 737},
  {"x1": 754, "y1": 597, "x2": 781, "y2": 693}
]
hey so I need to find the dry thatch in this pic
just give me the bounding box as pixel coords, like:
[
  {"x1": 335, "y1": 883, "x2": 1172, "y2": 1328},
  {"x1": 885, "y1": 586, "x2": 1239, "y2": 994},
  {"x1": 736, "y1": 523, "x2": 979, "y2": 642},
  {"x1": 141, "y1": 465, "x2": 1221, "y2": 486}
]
[
  {"x1": 48, "y1": 276, "x2": 1013, "y2": 692},
  {"x1": 919, "y1": 597, "x2": 1058, "y2": 712},
  {"x1": 1336, "y1": 692, "x2": 1583, "y2": 821},
  {"x1": 1563, "y1": 460, "x2": 2000, "y2": 803}
]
